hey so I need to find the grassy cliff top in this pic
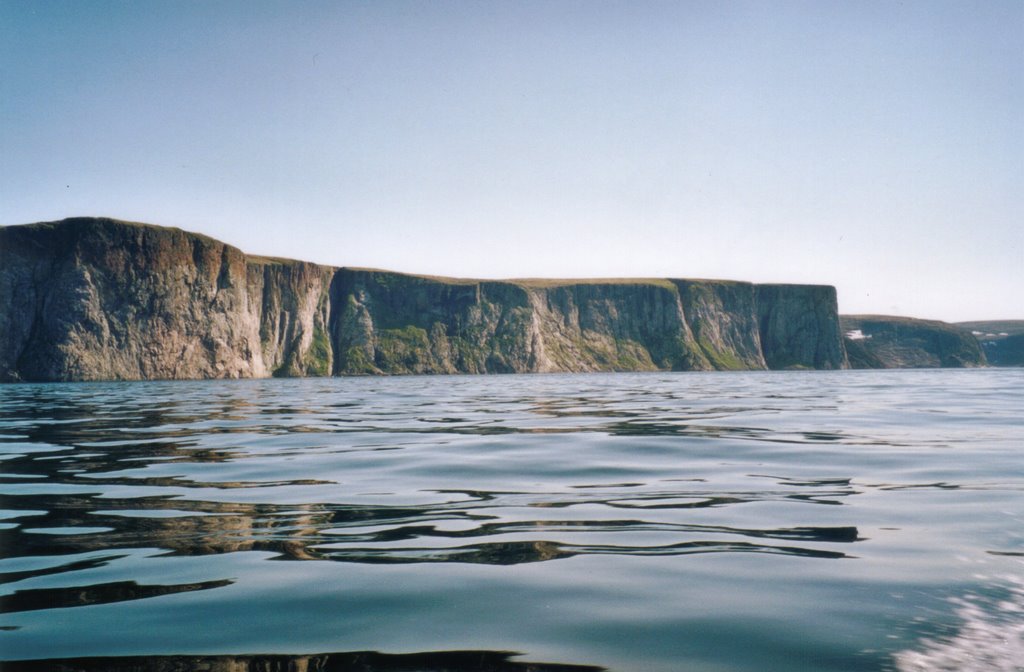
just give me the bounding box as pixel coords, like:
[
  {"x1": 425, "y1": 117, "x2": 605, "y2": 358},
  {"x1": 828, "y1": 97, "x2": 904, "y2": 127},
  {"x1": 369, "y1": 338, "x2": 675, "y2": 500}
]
[
  {"x1": 846, "y1": 316, "x2": 1024, "y2": 335},
  {"x1": 956, "y1": 320, "x2": 1024, "y2": 336},
  {"x1": 248, "y1": 254, "x2": 335, "y2": 268},
  {"x1": 840, "y1": 315, "x2": 978, "y2": 335},
  {"x1": 7, "y1": 217, "x2": 834, "y2": 294},
  {"x1": 3, "y1": 216, "x2": 226, "y2": 247},
  {"x1": 342, "y1": 269, "x2": 717, "y2": 291},
  {"x1": 509, "y1": 277, "x2": 679, "y2": 290}
]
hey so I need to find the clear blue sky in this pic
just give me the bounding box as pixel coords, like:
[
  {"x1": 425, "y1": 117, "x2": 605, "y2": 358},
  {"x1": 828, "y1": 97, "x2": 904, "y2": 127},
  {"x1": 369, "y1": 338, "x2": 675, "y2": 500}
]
[{"x1": 2, "y1": 0, "x2": 1021, "y2": 322}]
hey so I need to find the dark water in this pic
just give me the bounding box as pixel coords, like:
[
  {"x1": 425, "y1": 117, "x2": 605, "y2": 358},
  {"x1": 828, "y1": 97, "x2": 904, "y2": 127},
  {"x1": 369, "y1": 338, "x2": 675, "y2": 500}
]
[{"x1": 1, "y1": 370, "x2": 1022, "y2": 672}]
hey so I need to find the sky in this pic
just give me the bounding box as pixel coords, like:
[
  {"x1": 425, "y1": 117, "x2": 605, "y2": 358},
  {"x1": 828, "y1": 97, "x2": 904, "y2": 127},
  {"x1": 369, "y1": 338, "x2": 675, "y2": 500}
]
[{"x1": 1, "y1": 0, "x2": 1021, "y2": 322}]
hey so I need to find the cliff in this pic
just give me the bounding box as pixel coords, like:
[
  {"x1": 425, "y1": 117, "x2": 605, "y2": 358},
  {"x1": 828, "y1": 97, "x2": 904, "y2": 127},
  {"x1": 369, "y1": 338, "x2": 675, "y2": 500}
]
[
  {"x1": 841, "y1": 315, "x2": 986, "y2": 369},
  {"x1": 0, "y1": 218, "x2": 333, "y2": 381},
  {"x1": 958, "y1": 320, "x2": 1024, "y2": 367},
  {"x1": 1, "y1": 217, "x2": 849, "y2": 381}
]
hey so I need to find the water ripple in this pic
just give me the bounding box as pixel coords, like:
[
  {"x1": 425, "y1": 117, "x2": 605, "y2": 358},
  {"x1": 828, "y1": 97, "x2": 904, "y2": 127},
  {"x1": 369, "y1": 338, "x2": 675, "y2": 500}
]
[
  {"x1": 1, "y1": 649, "x2": 606, "y2": 672},
  {"x1": 1, "y1": 370, "x2": 1022, "y2": 672}
]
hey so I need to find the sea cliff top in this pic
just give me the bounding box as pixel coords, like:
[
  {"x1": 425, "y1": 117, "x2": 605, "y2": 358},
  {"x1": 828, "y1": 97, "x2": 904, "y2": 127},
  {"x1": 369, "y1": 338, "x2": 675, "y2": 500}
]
[{"x1": 3, "y1": 217, "x2": 835, "y2": 291}]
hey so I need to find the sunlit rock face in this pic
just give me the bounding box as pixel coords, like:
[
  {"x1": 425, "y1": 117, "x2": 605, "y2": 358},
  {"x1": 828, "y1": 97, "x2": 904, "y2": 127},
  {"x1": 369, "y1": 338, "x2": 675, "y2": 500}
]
[
  {"x1": 840, "y1": 315, "x2": 987, "y2": 369},
  {"x1": 0, "y1": 218, "x2": 265, "y2": 380},
  {"x1": 1, "y1": 217, "x2": 850, "y2": 381},
  {"x1": 0, "y1": 218, "x2": 337, "y2": 381}
]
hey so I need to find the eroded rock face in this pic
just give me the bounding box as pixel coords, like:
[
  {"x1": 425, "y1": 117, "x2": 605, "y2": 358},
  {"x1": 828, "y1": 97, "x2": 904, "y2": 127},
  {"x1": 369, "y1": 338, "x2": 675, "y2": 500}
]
[
  {"x1": 1, "y1": 218, "x2": 265, "y2": 380},
  {"x1": 841, "y1": 315, "x2": 986, "y2": 368},
  {"x1": 675, "y1": 280, "x2": 766, "y2": 370},
  {"x1": 758, "y1": 284, "x2": 848, "y2": 370},
  {"x1": 1, "y1": 217, "x2": 850, "y2": 381},
  {"x1": 526, "y1": 281, "x2": 700, "y2": 373},
  {"x1": 331, "y1": 270, "x2": 537, "y2": 375},
  {"x1": 250, "y1": 259, "x2": 334, "y2": 377}
]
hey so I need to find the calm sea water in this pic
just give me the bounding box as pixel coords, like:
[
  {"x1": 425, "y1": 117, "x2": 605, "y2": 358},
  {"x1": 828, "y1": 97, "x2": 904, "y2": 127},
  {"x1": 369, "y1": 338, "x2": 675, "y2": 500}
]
[{"x1": 0, "y1": 370, "x2": 1022, "y2": 672}]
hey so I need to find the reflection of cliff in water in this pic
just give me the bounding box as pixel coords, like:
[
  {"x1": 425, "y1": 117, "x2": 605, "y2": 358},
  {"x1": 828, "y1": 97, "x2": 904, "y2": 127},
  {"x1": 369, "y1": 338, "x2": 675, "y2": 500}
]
[
  {"x1": 4, "y1": 485, "x2": 860, "y2": 565},
  {"x1": 0, "y1": 578, "x2": 233, "y2": 613},
  {"x1": 1, "y1": 649, "x2": 606, "y2": 672},
  {"x1": 2, "y1": 393, "x2": 862, "y2": 566}
]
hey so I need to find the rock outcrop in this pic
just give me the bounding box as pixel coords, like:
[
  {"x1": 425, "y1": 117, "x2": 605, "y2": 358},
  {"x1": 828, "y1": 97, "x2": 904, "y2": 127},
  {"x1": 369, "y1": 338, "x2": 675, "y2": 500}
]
[
  {"x1": 1, "y1": 217, "x2": 850, "y2": 381},
  {"x1": 841, "y1": 315, "x2": 986, "y2": 369}
]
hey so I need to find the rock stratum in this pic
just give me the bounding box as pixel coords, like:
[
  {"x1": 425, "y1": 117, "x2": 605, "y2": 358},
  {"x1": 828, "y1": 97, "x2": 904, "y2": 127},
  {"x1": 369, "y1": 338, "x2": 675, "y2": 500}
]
[{"x1": 1, "y1": 217, "x2": 850, "y2": 382}]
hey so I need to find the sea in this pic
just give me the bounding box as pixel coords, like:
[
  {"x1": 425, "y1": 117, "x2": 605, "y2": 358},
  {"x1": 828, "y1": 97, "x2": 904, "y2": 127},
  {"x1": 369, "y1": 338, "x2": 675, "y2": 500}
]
[{"x1": 0, "y1": 369, "x2": 1021, "y2": 672}]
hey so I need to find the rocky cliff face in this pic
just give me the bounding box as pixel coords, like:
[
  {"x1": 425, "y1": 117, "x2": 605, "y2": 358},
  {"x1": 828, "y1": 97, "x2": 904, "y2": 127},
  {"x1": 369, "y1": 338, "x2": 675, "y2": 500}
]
[
  {"x1": 841, "y1": 315, "x2": 986, "y2": 368},
  {"x1": 324, "y1": 273, "x2": 849, "y2": 375},
  {"x1": 250, "y1": 258, "x2": 334, "y2": 377},
  {"x1": 758, "y1": 284, "x2": 847, "y2": 370},
  {"x1": 957, "y1": 321, "x2": 1024, "y2": 367},
  {"x1": 1, "y1": 218, "x2": 849, "y2": 381},
  {"x1": 332, "y1": 269, "x2": 538, "y2": 375},
  {"x1": 0, "y1": 218, "x2": 332, "y2": 381},
  {"x1": 1, "y1": 218, "x2": 264, "y2": 380},
  {"x1": 675, "y1": 280, "x2": 766, "y2": 370}
]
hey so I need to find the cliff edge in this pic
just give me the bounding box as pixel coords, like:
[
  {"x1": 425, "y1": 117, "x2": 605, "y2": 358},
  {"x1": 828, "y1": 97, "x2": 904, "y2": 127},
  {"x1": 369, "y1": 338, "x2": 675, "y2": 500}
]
[{"x1": 1, "y1": 217, "x2": 849, "y2": 381}]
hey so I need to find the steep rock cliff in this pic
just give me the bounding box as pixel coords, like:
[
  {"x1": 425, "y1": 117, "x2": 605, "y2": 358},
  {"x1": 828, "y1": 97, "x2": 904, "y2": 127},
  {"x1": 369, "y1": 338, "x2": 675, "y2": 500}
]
[
  {"x1": 841, "y1": 315, "x2": 986, "y2": 368},
  {"x1": 331, "y1": 274, "x2": 848, "y2": 375},
  {"x1": 525, "y1": 280, "x2": 702, "y2": 372},
  {"x1": 956, "y1": 321, "x2": 1024, "y2": 367},
  {"x1": 1, "y1": 218, "x2": 850, "y2": 381},
  {"x1": 0, "y1": 219, "x2": 335, "y2": 381},
  {"x1": 331, "y1": 274, "x2": 702, "y2": 375},
  {"x1": 675, "y1": 280, "x2": 766, "y2": 370},
  {"x1": 249, "y1": 258, "x2": 334, "y2": 377},
  {"x1": 759, "y1": 284, "x2": 848, "y2": 370},
  {"x1": 0, "y1": 218, "x2": 265, "y2": 380},
  {"x1": 332, "y1": 269, "x2": 538, "y2": 375}
]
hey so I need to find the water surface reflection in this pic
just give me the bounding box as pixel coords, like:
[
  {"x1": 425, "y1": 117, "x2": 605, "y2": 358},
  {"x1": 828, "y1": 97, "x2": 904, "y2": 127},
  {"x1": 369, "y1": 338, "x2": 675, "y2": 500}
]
[
  {"x1": 2, "y1": 649, "x2": 606, "y2": 672},
  {"x1": 1, "y1": 371, "x2": 1022, "y2": 672}
]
